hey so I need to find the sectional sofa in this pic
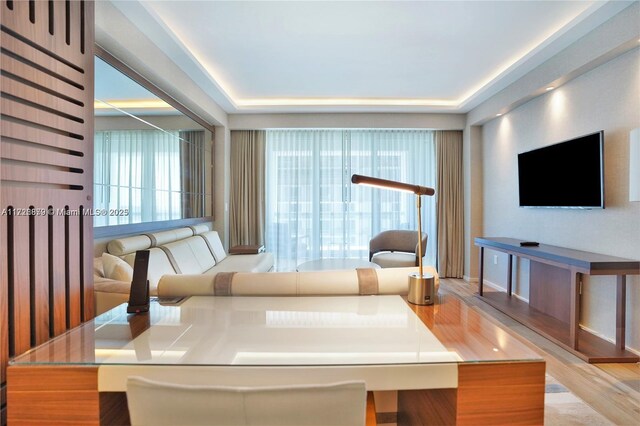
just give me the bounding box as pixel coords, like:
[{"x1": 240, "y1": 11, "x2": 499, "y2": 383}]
[{"x1": 94, "y1": 225, "x2": 274, "y2": 314}]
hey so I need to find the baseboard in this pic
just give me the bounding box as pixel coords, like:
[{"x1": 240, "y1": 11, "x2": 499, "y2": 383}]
[
  {"x1": 463, "y1": 275, "x2": 478, "y2": 284},
  {"x1": 579, "y1": 324, "x2": 640, "y2": 356},
  {"x1": 481, "y1": 279, "x2": 530, "y2": 304}
]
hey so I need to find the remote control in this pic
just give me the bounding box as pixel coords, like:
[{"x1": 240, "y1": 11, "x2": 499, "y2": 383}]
[{"x1": 520, "y1": 241, "x2": 539, "y2": 247}]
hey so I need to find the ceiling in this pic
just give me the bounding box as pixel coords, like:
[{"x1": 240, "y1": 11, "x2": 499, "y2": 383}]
[{"x1": 96, "y1": 1, "x2": 632, "y2": 114}]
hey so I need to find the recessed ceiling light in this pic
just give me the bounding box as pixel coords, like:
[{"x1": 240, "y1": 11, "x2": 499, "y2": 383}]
[
  {"x1": 545, "y1": 86, "x2": 555, "y2": 91},
  {"x1": 496, "y1": 113, "x2": 503, "y2": 117}
]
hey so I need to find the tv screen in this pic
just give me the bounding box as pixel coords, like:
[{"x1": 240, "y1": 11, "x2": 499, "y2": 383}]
[{"x1": 518, "y1": 131, "x2": 604, "y2": 208}]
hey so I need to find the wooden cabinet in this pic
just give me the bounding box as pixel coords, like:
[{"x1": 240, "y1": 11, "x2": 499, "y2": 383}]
[{"x1": 476, "y1": 237, "x2": 639, "y2": 363}]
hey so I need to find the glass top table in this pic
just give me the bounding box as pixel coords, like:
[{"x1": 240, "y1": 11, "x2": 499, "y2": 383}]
[
  {"x1": 11, "y1": 293, "x2": 542, "y2": 392},
  {"x1": 8, "y1": 292, "x2": 545, "y2": 424}
]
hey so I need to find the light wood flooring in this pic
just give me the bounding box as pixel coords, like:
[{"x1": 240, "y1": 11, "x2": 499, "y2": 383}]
[{"x1": 440, "y1": 278, "x2": 640, "y2": 426}]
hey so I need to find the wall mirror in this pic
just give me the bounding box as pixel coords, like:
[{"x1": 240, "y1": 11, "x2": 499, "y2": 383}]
[{"x1": 94, "y1": 56, "x2": 213, "y2": 228}]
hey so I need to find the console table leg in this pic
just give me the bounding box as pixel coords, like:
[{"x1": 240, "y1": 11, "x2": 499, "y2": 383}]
[
  {"x1": 478, "y1": 247, "x2": 484, "y2": 296},
  {"x1": 570, "y1": 271, "x2": 580, "y2": 350},
  {"x1": 507, "y1": 255, "x2": 513, "y2": 296},
  {"x1": 616, "y1": 275, "x2": 626, "y2": 351}
]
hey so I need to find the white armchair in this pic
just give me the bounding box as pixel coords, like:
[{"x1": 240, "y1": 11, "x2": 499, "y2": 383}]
[{"x1": 369, "y1": 230, "x2": 427, "y2": 268}]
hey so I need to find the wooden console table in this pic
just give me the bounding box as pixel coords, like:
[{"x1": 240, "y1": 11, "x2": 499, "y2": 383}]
[{"x1": 475, "y1": 237, "x2": 639, "y2": 363}]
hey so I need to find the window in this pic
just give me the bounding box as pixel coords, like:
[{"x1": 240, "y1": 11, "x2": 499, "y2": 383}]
[
  {"x1": 265, "y1": 129, "x2": 436, "y2": 271},
  {"x1": 94, "y1": 56, "x2": 212, "y2": 228},
  {"x1": 93, "y1": 129, "x2": 205, "y2": 226}
]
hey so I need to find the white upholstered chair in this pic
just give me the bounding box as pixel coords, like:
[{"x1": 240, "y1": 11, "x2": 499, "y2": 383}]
[
  {"x1": 126, "y1": 376, "x2": 367, "y2": 426},
  {"x1": 369, "y1": 230, "x2": 427, "y2": 268}
]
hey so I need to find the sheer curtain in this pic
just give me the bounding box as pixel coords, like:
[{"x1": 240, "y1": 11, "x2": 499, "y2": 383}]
[
  {"x1": 94, "y1": 129, "x2": 182, "y2": 226},
  {"x1": 265, "y1": 129, "x2": 436, "y2": 271}
]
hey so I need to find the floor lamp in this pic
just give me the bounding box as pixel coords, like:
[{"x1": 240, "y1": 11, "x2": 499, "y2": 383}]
[{"x1": 351, "y1": 174, "x2": 436, "y2": 305}]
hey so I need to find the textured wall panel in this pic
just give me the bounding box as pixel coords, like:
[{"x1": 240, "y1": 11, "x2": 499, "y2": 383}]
[{"x1": 1, "y1": 1, "x2": 94, "y2": 424}]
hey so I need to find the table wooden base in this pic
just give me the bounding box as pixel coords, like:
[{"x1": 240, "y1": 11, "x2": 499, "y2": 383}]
[
  {"x1": 399, "y1": 362, "x2": 545, "y2": 425},
  {"x1": 9, "y1": 362, "x2": 544, "y2": 426}
]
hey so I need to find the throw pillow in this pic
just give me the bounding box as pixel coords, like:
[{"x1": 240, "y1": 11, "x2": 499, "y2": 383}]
[{"x1": 102, "y1": 252, "x2": 134, "y2": 282}]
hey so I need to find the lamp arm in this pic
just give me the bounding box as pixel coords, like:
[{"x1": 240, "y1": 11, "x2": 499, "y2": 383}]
[{"x1": 351, "y1": 174, "x2": 435, "y2": 196}]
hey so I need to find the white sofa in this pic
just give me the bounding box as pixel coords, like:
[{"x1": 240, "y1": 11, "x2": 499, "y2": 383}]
[
  {"x1": 94, "y1": 225, "x2": 274, "y2": 314},
  {"x1": 157, "y1": 266, "x2": 439, "y2": 298}
]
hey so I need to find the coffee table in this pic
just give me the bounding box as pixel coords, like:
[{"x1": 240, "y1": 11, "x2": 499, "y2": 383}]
[{"x1": 297, "y1": 258, "x2": 381, "y2": 272}]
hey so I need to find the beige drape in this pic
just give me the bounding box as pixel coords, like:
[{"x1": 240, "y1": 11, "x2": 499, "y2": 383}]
[
  {"x1": 230, "y1": 130, "x2": 266, "y2": 247},
  {"x1": 180, "y1": 130, "x2": 205, "y2": 218},
  {"x1": 436, "y1": 130, "x2": 464, "y2": 278}
]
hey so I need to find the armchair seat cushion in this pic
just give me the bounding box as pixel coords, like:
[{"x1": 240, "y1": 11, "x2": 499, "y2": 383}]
[{"x1": 371, "y1": 252, "x2": 417, "y2": 268}]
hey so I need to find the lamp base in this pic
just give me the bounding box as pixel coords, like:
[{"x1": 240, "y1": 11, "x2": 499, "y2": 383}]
[{"x1": 407, "y1": 273, "x2": 435, "y2": 305}]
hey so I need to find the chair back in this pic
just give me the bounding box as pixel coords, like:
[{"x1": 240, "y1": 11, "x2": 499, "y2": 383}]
[
  {"x1": 126, "y1": 376, "x2": 366, "y2": 426},
  {"x1": 369, "y1": 230, "x2": 427, "y2": 263}
]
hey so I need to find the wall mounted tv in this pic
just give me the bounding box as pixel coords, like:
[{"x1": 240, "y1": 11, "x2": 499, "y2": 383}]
[{"x1": 518, "y1": 131, "x2": 604, "y2": 209}]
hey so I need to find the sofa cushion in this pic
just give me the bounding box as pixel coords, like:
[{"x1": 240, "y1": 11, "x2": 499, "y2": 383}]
[
  {"x1": 149, "y1": 227, "x2": 194, "y2": 246},
  {"x1": 94, "y1": 276, "x2": 135, "y2": 295},
  {"x1": 186, "y1": 237, "x2": 217, "y2": 271},
  {"x1": 199, "y1": 231, "x2": 227, "y2": 262},
  {"x1": 203, "y1": 252, "x2": 273, "y2": 274},
  {"x1": 190, "y1": 224, "x2": 210, "y2": 235},
  {"x1": 163, "y1": 237, "x2": 216, "y2": 274},
  {"x1": 102, "y1": 253, "x2": 134, "y2": 282},
  {"x1": 107, "y1": 235, "x2": 152, "y2": 256},
  {"x1": 94, "y1": 256, "x2": 105, "y2": 278}
]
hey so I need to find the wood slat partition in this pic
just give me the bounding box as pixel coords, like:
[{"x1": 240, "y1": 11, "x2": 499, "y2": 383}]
[{"x1": 1, "y1": 1, "x2": 94, "y2": 424}]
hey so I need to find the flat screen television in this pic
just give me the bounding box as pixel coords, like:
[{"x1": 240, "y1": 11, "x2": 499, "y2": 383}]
[{"x1": 518, "y1": 131, "x2": 604, "y2": 209}]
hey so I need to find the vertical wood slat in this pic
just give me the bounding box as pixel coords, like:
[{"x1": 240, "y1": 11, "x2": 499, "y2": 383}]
[
  {"x1": 53, "y1": 0, "x2": 69, "y2": 57},
  {"x1": 34, "y1": 0, "x2": 50, "y2": 35},
  {"x1": 66, "y1": 212, "x2": 81, "y2": 328},
  {"x1": 32, "y1": 214, "x2": 49, "y2": 345},
  {"x1": 10, "y1": 214, "x2": 31, "y2": 357},
  {"x1": 68, "y1": 0, "x2": 81, "y2": 52},
  {"x1": 2, "y1": 0, "x2": 80, "y2": 68},
  {"x1": 50, "y1": 212, "x2": 67, "y2": 337},
  {"x1": 82, "y1": 209, "x2": 94, "y2": 321},
  {"x1": 7, "y1": 0, "x2": 30, "y2": 30}
]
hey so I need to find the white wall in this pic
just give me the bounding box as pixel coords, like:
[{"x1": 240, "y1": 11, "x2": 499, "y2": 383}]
[
  {"x1": 213, "y1": 126, "x2": 231, "y2": 248},
  {"x1": 479, "y1": 48, "x2": 640, "y2": 351}
]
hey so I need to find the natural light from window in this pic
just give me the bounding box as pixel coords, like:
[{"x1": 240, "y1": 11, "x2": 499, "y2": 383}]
[{"x1": 265, "y1": 129, "x2": 436, "y2": 271}]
